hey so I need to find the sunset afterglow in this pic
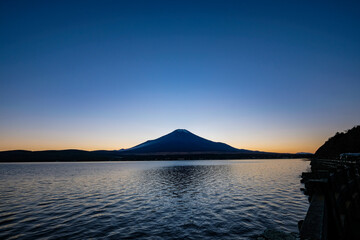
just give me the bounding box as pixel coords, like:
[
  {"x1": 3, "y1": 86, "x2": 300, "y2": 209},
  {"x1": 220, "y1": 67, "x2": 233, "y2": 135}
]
[{"x1": 1, "y1": 1, "x2": 359, "y2": 153}]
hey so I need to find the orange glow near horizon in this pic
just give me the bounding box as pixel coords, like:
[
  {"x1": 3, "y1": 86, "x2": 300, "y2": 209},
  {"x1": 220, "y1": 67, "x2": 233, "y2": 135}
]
[
  {"x1": 0, "y1": 134, "x2": 322, "y2": 154},
  {"x1": 0, "y1": 122, "x2": 355, "y2": 154}
]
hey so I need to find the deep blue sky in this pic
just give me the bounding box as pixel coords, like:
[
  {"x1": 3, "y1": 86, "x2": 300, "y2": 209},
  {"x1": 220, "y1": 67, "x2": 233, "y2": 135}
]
[{"x1": 1, "y1": 0, "x2": 359, "y2": 152}]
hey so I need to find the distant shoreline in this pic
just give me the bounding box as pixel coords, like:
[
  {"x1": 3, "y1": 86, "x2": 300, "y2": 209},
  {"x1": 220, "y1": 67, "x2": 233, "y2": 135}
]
[{"x1": 0, "y1": 150, "x2": 313, "y2": 162}]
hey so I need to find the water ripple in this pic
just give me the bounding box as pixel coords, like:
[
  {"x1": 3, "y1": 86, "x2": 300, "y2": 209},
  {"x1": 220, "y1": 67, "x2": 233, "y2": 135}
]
[{"x1": 0, "y1": 159, "x2": 309, "y2": 239}]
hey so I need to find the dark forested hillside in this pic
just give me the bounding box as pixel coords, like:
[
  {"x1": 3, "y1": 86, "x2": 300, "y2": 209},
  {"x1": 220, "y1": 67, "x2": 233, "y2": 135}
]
[{"x1": 315, "y1": 125, "x2": 360, "y2": 158}]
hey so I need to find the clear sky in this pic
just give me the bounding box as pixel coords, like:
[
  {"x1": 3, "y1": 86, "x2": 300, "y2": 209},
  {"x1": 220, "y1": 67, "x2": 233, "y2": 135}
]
[{"x1": 1, "y1": 0, "x2": 359, "y2": 153}]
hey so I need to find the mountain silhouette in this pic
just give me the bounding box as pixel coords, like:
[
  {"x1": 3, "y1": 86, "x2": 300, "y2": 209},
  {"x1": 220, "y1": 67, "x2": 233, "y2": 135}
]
[
  {"x1": 122, "y1": 129, "x2": 257, "y2": 154},
  {"x1": 0, "y1": 129, "x2": 312, "y2": 161}
]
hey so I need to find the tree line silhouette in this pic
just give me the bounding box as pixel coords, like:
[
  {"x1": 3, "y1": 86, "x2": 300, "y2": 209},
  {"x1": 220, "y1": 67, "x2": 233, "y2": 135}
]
[{"x1": 315, "y1": 125, "x2": 360, "y2": 158}]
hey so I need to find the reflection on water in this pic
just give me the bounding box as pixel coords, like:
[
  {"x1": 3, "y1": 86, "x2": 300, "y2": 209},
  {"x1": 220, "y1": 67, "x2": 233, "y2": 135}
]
[{"x1": 0, "y1": 159, "x2": 309, "y2": 239}]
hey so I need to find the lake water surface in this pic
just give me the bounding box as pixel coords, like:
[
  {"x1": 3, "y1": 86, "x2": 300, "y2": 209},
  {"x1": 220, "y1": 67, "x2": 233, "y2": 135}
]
[{"x1": 0, "y1": 159, "x2": 309, "y2": 239}]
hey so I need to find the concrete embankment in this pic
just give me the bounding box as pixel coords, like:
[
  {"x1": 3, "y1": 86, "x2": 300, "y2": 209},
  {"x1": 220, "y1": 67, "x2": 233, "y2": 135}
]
[{"x1": 299, "y1": 158, "x2": 360, "y2": 240}]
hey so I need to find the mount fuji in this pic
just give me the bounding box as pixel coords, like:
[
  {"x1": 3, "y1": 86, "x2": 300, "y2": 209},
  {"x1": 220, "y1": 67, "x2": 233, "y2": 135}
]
[
  {"x1": 0, "y1": 129, "x2": 312, "y2": 161},
  {"x1": 121, "y1": 129, "x2": 258, "y2": 154}
]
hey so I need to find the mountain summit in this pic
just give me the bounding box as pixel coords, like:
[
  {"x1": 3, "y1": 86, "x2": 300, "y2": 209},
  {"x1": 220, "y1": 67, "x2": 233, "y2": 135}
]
[{"x1": 122, "y1": 129, "x2": 254, "y2": 154}]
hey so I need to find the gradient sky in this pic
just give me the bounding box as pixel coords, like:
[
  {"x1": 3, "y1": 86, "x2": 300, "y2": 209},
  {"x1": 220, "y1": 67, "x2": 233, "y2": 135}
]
[{"x1": 1, "y1": 0, "x2": 359, "y2": 153}]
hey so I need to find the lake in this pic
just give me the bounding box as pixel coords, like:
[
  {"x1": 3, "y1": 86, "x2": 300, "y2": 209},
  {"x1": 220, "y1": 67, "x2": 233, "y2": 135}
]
[{"x1": 0, "y1": 159, "x2": 309, "y2": 239}]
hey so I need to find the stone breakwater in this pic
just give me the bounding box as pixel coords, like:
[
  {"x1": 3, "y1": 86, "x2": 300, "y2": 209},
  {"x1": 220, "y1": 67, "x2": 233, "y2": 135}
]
[{"x1": 299, "y1": 158, "x2": 360, "y2": 240}]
